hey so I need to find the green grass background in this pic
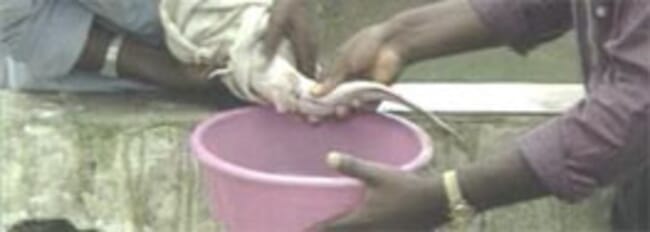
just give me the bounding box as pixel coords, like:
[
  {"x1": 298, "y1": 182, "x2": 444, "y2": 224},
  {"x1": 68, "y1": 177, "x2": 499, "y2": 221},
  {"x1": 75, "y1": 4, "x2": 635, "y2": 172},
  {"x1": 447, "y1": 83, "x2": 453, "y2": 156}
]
[
  {"x1": 401, "y1": 35, "x2": 580, "y2": 83},
  {"x1": 314, "y1": 0, "x2": 580, "y2": 83}
]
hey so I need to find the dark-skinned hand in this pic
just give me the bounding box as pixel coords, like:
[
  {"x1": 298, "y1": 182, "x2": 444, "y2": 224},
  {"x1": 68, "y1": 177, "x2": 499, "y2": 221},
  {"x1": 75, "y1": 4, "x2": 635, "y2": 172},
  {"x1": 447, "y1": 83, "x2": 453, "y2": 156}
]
[
  {"x1": 317, "y1": 152, "x2": 448, "y2": 232},
  {"x1": 265, "y1": 0, "x2": 317, "y2": 77},
  {"x1": 311, "y1": 24, "x2": 404, "y2": 97}
]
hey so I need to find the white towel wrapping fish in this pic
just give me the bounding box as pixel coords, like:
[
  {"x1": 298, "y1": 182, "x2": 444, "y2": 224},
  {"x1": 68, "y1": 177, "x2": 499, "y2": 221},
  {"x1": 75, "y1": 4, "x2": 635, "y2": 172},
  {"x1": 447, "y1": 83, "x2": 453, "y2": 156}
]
[
  {"x1": 159, "y1": 0, "x2": 309, "y2": 113},
  {"x1": 159, "y1": 0, "x2": 465, "y2": 142}
]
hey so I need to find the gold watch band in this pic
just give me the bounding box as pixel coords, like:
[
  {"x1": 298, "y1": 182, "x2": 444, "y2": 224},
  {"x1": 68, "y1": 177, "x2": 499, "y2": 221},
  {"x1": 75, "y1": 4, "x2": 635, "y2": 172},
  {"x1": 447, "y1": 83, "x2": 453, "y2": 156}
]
[{"x1": 443, "y1": 170, "x2": 476, "y2": 229}]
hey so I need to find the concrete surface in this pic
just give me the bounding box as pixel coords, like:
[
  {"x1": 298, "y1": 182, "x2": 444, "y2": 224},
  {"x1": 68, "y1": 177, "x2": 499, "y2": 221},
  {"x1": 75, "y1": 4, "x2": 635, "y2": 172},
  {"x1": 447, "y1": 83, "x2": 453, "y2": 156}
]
[{"x1": 0, "y1": 85, "x2": 614, "y2": 232}]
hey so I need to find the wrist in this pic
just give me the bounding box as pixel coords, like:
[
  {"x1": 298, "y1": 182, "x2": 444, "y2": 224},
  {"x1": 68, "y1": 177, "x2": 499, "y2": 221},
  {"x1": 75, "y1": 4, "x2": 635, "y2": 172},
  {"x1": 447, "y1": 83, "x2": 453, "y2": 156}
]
[
  {"x1": 100, "y1": 35, "x2": 124, "y2": 78},
  {"x1": 377, "y1": 19, "x2": 413, "y2": 64},
  {"x1": 413, "y1": 173, "x2": 452, "y2": 226},
  {"x1": 75, "y1": 23, "x2": 115, "y2": 72},
  {"x1": 443, "y1": 170, "x2": 477, "y2": 228},
  {"x1": 457, "y1": 148, "x2": 550, "y2": 212}
]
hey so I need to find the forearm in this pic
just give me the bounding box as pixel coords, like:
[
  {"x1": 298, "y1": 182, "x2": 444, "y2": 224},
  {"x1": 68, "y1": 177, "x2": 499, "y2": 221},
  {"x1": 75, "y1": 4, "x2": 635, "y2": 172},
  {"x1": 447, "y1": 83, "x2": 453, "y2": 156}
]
[
  {"x1": 75, "y1": 22, "x2": 112, "y2": 72},
  {"x1": 457, "y1": 146, "x2": 550, "y2": 212},
  {"x1": 116, "y1": 37, "x2": 205, "y2": 90},
  {"x1": 74, "y1": 22, "x2": 214, "y2": 91},
  {"x1": 424, "y1": 146, "x2": 550, "y2": 227},
  {"x1": 381, "y1": 0, "x2": 500, "y2": 63}
]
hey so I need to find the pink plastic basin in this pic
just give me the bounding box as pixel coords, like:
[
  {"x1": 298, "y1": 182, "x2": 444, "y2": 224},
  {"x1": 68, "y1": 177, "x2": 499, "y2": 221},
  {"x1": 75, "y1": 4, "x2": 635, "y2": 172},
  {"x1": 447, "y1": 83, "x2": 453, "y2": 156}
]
[{"x1": 191, "y1": 106, "x2": 433, "y2": 232}]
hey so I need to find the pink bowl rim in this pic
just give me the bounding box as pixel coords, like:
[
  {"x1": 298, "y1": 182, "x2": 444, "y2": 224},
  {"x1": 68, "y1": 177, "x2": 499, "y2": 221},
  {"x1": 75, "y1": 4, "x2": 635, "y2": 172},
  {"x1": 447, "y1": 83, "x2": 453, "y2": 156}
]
[{"x1": 190, "y1": 106, "x2": 433, "y2": 188}]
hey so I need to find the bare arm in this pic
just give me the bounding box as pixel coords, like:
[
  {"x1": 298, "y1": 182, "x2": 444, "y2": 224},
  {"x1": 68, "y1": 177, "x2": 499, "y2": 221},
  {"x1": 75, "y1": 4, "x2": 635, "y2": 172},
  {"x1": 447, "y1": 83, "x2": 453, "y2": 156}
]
[
  {"x1": 383, "y1": 0, "x2": 500, "y2": 63},
  {"x1": 74, "y1": 21, "x2": 222, "y2": 91},
  {"x1": 314, "y1": 0, "x2": 501, "y2": 95}
]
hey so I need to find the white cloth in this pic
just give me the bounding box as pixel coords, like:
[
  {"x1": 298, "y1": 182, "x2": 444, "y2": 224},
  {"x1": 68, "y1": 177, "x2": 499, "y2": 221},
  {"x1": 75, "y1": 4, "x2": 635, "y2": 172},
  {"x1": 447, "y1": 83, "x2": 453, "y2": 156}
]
[
  {"x1": 160, "y1": 0, "x2": 316, "y2": 113},
  {"x1": 158, "y1": 0, "x2": 464, "y2": 141}
]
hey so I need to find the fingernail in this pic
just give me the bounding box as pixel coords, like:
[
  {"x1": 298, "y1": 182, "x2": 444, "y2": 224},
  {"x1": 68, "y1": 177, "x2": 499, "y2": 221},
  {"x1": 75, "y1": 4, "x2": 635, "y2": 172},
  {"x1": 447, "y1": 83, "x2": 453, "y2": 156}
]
[
  {"x1": 327, "y1": 151, "x2": 344, "y2": 168},
  {"x1": 335, "y1": 106, "x2": 349, "y2": 118},
  {"x1": 310, "y1": 84, "x2": 324, "y2": 96},
  {"x1": 275, "y1": 104, "x2": 288, "y2": 114},
  {"x1": 351, "y1": 99, "x2": 363, "y2": 108},
  {"x1": 307, "y1": 115, "x2": 321, "y2": 124}
]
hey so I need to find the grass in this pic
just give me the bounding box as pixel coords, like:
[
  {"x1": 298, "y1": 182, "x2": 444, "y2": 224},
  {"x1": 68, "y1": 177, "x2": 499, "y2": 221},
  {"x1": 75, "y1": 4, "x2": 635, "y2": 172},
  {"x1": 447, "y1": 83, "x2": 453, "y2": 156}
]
[
  {"x1": 400, "y1": 35, "x2": 581, "y2": 83},
  {"x1": 315, "y1": 0, "x2": 581, "y2": 84}
]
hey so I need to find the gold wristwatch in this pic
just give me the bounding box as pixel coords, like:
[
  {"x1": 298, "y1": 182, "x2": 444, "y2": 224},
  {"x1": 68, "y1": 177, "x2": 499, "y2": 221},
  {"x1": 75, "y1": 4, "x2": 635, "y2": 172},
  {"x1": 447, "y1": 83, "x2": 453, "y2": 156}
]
[{"x1": 443, "y1": 170, "x2": 476, "y2": 229}]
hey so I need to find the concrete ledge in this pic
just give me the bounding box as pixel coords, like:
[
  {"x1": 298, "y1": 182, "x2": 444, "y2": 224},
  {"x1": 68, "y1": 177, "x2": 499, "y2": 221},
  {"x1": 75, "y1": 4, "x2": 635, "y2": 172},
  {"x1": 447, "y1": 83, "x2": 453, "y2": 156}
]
[{"x1": 380, "y1": 83, "x2": 584, "y2": 114}]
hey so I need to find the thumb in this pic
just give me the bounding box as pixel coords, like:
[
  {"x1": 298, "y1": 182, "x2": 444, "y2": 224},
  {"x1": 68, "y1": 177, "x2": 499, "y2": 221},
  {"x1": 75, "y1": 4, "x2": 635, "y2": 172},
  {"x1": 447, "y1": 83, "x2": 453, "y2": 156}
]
[
  {"x1": 327, "y1": 151, "x2": 385, "y2": 186},
  {"x1": 310, "y1": 72, "x2": 346, "y2": 97},
  {"x1": 372, "y1": 47, "x2": 402, "y2": 85},
  {"x1": 311, "y1": 58, "x2": 349, "y2": 97}
]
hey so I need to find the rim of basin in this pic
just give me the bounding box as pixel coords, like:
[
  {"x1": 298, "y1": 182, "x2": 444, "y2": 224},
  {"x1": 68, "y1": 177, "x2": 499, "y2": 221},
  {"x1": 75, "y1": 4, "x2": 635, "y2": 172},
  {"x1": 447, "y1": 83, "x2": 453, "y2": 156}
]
[{"x1": 191, "y1": 107, "x2": 433, "y2": 188}]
